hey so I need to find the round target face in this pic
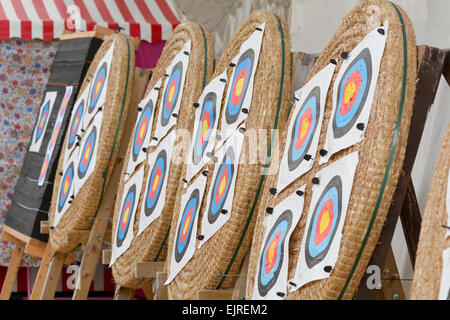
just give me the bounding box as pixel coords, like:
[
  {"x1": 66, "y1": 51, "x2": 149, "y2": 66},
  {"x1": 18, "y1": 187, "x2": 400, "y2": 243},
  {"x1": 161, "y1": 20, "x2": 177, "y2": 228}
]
[
  {"x1": 77, "y1": 126, "x2": 97, "y2": 179},
  {"x1": 225, "y1": 49, "x2": 255, "y2": 124},
  {"x1": 305, "y1": 176, "x2": 342, "y2": 268},
  {"x1": 67, "y1": 101, "x2": 84, "y2": 150},
  {"x1": 116, "y1": 184, "x2": 136, "y2": 248},
  {"x1": 58, "y1": 162, "x2": 74, "y2": 213},
  {"x1": 288, "y1": 86, "x2": 320, "y2": 171},
  {"x1": 132, "y1": 101, "x2": 153, "y2": 162},
  {"x1": 38, "y1": 155, "x2": 50, "y2": 185},
  {"x1": 207, "y1": 147, "x2": 235, "y2": 224},
  {"x1": 257, "y1": 210, "x2": 292, "y2": 297},
  {"x1": 192, "y1": 92, "x2": 217, "y2": 165},
  {"x1": 144, "y1": 150, "x2": 167, "y2": 217},
  {"x1": 161, "y1": 61, "x2": 183, "y2": 126},
  {"x1": 175, "y1": 188, "x2": 200, "y2": 263},
  {"x1": 35, "y1": 102, "x2": 50, "y2": 143},
  {"x1": 333, "y1": 48, "x2": 372, "y2": 138},
  {"x1": 88, "y1": 62, "x2": 107, "y2": 114}
]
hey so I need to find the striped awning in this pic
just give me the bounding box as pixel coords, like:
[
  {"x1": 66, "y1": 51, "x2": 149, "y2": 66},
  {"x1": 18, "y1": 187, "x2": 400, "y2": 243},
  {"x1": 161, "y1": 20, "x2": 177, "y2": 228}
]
[{"x1": 0, "y1": 0, "x2": 184, "y2": 42}]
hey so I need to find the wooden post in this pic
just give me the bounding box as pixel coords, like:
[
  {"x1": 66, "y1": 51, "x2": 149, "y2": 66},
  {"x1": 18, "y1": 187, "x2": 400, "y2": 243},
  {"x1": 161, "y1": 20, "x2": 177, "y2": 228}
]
[
  {"x1": 232, "y1": 252, "x2": 250, "y2": 300},
  {"x1": 141, "y1": 281, "x2": 155, "y2": 300},
  {"x1": 355, "y1": 46, "x2": 448, "y2": 299},
  {"x1": 40, "y1": 253, "x2": 65, "y2": 300},
  {"x1": 0, "y1": 240, "x2": 25, "y2": 300},
  {"x1": 114, "y1": 286, "x2": 135, "y2": 300},
  {"x1": 29, "y1": 243, "x2": 54, "y2": 300}
]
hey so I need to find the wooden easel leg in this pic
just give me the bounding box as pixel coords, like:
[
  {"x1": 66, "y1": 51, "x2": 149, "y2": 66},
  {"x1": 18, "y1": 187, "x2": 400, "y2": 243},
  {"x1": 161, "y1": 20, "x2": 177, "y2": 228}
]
[
  {"x1": 141, "y1": 281, "x2": 154, "y2": 300},
  {"x1": 40, "y1": 253, "x2": 65, "y2": 300},
  {"x1": 30, "y1": 244, "x2": 53, "y2": 300},
  {"x1": 72, "y1": 215, "x2": 110, "y2": 300},
  {"x1": 114, "y1": 286, "x2": 135, "y2": 300},
  {"x1": 379, "y1": 247, "x2": 406, "y2": 300},
  {"x1": 232, "y1": 252, "x2": 250, "y2": 300},
  {"x1": 0, "y1": 240, "x2": 25, "y2": 300}
]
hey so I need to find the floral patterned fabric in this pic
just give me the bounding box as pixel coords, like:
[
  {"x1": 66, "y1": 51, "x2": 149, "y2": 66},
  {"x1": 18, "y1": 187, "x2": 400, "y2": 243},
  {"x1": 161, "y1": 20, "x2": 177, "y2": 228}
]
[{"x1": 0, "y1": 38, "x2": 58, "y2": 267}]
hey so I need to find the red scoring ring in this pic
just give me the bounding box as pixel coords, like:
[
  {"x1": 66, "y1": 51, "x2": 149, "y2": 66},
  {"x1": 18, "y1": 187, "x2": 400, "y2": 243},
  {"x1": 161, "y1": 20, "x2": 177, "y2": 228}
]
[
  {"x1": 231, "y1": 68, "x2": 248, "y2": 106},
  {"x1": 314, "y1": 198, "x2": 334, "y2": 245},
  {"x1": 340, "y1": 70, "x2": 362, "y2": 115}
]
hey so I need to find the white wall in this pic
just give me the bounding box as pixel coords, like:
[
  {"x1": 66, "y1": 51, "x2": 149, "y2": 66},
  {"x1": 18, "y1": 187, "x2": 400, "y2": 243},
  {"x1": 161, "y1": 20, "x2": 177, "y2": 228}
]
[{"x1": 290, "y1": 0, "x2": 450, "y2": 298}]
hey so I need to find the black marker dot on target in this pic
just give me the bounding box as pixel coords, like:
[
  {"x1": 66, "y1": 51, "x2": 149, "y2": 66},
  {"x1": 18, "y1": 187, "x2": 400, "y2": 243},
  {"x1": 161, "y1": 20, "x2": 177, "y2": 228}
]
[
  {"x1": 304, "y1": 154, "x2": 312, "y2": 161},
  {"x1": 319, "y1": 149, "x2": 328, "y2": 157},
  {"x1": 296, "y1": 190, "x2": 304, "y2": 197},
  {"x1": 242, "y1": 108, "x2": 249, "y2": 114},
  {"x1": 137, "y1": 107, "x2": 143, "y2": 112},
  {"x1": 341, "y1": 52, "x2": 350, "y2": 59},
  {"x1": 197, "y1": 235, "x2": 204, "y2": 241},
  {"x1": 266, "y1": 207, "x2": 273, "y2": 214},
  {"x1": 269, "y1": 188, "x2": 277, "y2": 195},
  {"x1": 239, "y1": 127, "x2": 246, "y2": 134},
  {"x1": 202, "y1": 170, "x2": 209, "y2": 177},
  {"x1": 182, "y1": 178, "x2": 188, "y2": 184},
  {"x1": 220, "y1": 78, "x2": 227, "y2": 83},
  {"x1": 193, "y1": 102, "x2": 200, "y2": 108},
  {"x1": 221, "y1": 209, "x2": 228, "y2": 215},
  {"x1": 377, "y1": 28, "x2": 385, "y2": 35},
  {"x1": 330, "y1": 59, "x2": 337, "y2": 65},
  {"x1": 312, "y1": 177, "x2": 320, "y2": 185},
  {"x1": 276, "y1": 292, "x2": 285, "y2": 298},
  {"x1": 154, "y1": 87, "x2": 160, "y2": 91},
  {"x1": 356, "y1": 123, "x2": 365, "y2": 131},
  {"x1": 289, "y1": 281, "x2": 297, "y2": 287},
  {"x1": 324, "y1": 266, "x2": 332, "y2": 273},
  {"x1": 183, "y1": 51, "x2": 189, "y2": 56},
  {"x1": 172, "y1": 113, "x2": 178, "y2": 118},
  {"x1": 142, "y1": 148, "x2": 147, "y2": 153},
  {"x1": 229, "y1": 62, "x2": 236, "y2": 67}
]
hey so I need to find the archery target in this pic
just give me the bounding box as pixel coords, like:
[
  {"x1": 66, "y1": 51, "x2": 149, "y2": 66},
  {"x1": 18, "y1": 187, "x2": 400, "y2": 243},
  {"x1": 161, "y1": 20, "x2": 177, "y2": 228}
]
[
  {"x1": 83, "y1": 43, "x2": 114, "y2": 130},
  {"x1": 165, "y1": 173, "x2": 208, "y2": 285},
  {"x1": 289, "y1": 151, "x2": 359, "y2": 291},
  {"x1": 138, "y1": 130, "x2": 176, "y2": 235},
  {"x1": 198, "y1": 127, "x2": 245, "y2": 247},
  {"x1": 218, "y1": 23, "x2": 265, "y2": 147},
  {"x1": 125, "y1": 79, "x2": 161, "y2": 178},
  {"x1": 186, "y1": 71, "x2": 228, "y2": 182},
  {"x1": 64, "y1": 85, "x2": 90, "y2": 166},
  {"x1": 320, "y1": 22, "x2": 388, "y2": 165},
  {"x1": 29, "y1": 91, "x2": 57, "y2": 153},
  {"x1": 75, "y1": 111, "x2": 102, "y2": 193},
  {"x1": 52, "y1": 148, "x2": 79, "y2": 228},
  {"x1": 150, "y1": 41, "x2": 190, "y2": 146},
  {"x1": 277, "y1": 63, "x2": 336, "y2": 193},
  {"x1": 38, "y1": 86, "x2": 74, "y2": 186},
  {"x1": 438, "y1": 248, "x2": 450, "y2": 300},
  {"x1": 252, "y1": 188, "x2": 305, "y2": 300},
  {"x1": 111, "y1": 165, "x2": 145, "y2": 266}
]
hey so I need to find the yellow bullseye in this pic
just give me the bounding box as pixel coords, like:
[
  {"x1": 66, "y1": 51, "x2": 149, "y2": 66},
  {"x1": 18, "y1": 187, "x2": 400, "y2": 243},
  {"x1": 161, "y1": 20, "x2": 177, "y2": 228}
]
[
  {"x1": 151, "y1": 175, "x2": 160, "y2": 192},
  {"x1": 168, "y1": 85, "x2": 175, "y2": 103},
  {"x1": 138, "y1": 122, "x2": 147, "y2": 140},
  {"x1": 63, "y1": 179, "x2": 69, "y2": 194},
  {"x1": 218, "y1": 176, "x2": 227, "y2": 195},
  {"x1": 319, "y1": 210, "x2": 330, "y2": 234},
  {"x1": 182, "y1": 216, "x2": 191, "y2": 236},
  {"x1": 300, "y1": 117, "x2": 310, "y2": 139},
  {"x1": 122, "y1": 207, "x2": 130, "y2": 225},
  {"x1": 235, "y1": 77, "x2": 245, "y2": 97},
  {"x1": 84, "y1": 145, "x2": 91, "y2": 162},
  {"x1": 201, "y1": 119, "x2": 208, "y2": 138},
  {"x1": 267, "y1": 241, "x2": 276, "y2": 264},
  {"x1": 344, "y1": 81, "x2": 356, "y2": 104}
]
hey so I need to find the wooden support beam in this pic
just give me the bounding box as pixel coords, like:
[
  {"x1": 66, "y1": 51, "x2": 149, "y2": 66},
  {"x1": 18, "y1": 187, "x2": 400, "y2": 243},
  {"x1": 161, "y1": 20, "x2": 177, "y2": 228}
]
[
  {"x1": 135, "y1": 262, "x2": 165, "y2": 279},
  {"x1": 40, "y1": 221, "x2": 49, "y2": 234},
  {"x1": 196, "y1": 290, "x2": 233, "y2": 300},
  {"x1": 66, "y1": 230, "x2": 91, "y2": 244},
  {"x1": 0, "y1": 240, "x2": 25, "y2": 300},
  {"x1": 355, "y1": 45, "x2": 448, "y2": 300},
  {"x1": 30, "y1": 244, "x2": 54, "y2": 300},
  {"x1": 154, "y1": 272, "x2": 168, "y2": 300},
  {"x1": 141, "y1": 281, "x2": 155, "y2": 300},
  {"x1": 114, "y1": 286, "x2": 135, "y2": 300},
  {"x1": 102, "y1": 249, "x2": 111, "y2": 265},
  {"x1": 40, "y1": 253, "x2": 65, "y2": 300},
  {"x1": 442, "y1": 50, "x2": 450, "y2": 86},
  {"x1": 399, "y1": 178, "x2": 422, "y2": 268},
  {"x1": 232, "y1": 252, "x2": 250, "y2": 300},
  {"x1": 379, "y1": 248, "x2": 406, "y2": 300}
]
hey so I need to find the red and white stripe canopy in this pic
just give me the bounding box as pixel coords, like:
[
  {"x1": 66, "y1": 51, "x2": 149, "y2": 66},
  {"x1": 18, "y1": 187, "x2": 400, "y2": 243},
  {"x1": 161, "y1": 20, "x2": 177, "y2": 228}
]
[{"x1": 0, "y1": 0, "x2": 184, "y2": 42}]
